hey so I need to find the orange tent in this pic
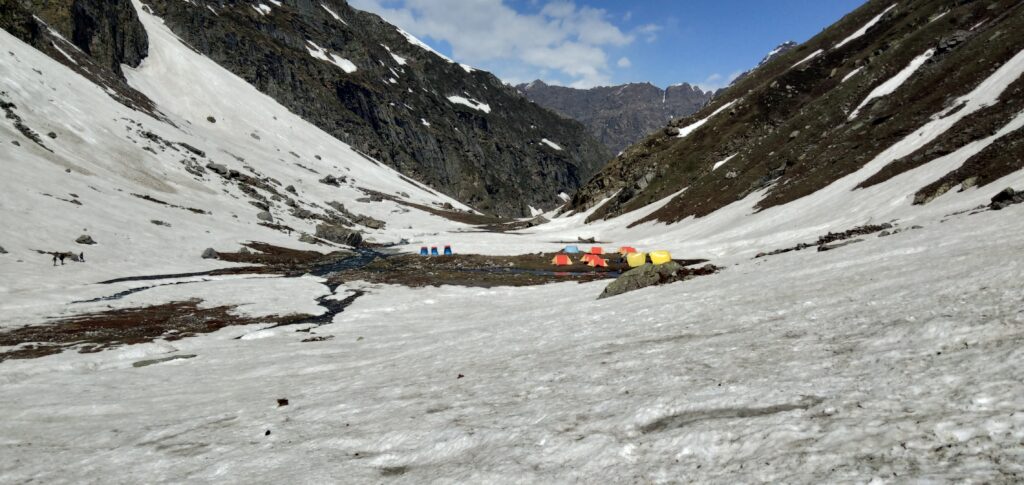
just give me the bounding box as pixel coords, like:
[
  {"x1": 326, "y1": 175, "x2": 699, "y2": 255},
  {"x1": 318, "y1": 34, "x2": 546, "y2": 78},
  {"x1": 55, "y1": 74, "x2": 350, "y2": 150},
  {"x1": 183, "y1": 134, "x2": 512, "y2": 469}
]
[
  {"x1": 551, "y1": 254, "x2": 572, "y2": 266},
  {"x1": 589, "y1": 246, "x2": 604, "y2": 255},
  {"x1": 618, "y1": 246, "x2": 638, "y2": 254},
  {"x1": 580, "y1": 253, "x2": 598, "y2": 264},
  {"x1": 587, "y1": 256, "x2": 608, "y2": 268}
]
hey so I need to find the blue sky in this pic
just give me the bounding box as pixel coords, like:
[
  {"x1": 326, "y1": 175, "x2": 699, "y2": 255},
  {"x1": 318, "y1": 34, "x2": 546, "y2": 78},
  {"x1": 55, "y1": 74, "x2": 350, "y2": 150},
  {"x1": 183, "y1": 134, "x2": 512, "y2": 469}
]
[{"x1": 351, "y1": 0, "x2": 867, "y2": 90}]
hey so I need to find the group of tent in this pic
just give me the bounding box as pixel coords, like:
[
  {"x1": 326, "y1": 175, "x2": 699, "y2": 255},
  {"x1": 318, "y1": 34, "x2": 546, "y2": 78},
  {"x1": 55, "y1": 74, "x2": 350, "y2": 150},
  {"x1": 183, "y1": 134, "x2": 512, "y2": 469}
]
[
  {"x1": 551, "y1": 245, "x2": 672, "y2": 268},
  {"x1": 420, "y1": 245, "x2": 453, "y2": 256}
]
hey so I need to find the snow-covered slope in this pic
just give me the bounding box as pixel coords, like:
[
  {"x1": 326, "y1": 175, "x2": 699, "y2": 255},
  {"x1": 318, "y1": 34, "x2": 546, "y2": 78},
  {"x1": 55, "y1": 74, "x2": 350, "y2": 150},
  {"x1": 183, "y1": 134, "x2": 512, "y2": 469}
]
[{"x1": 0, "y1": 4, "x2": 474, "y2": 323}]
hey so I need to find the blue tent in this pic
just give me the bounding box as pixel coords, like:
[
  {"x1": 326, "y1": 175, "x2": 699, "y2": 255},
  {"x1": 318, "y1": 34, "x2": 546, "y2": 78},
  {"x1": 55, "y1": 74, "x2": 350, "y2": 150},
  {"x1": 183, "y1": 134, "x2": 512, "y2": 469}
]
[
  {"x1": 563, "y1": 245, "x2": 581, "y2": 254},
  {"x1": 430, "y1": 247, "x2": 439, "y2": 256},
  {"x1": 443, "y1": 245, "x2": 453, "y2": 256},
  {"x1": 419, "y1": 247, "x2": 429, "y2": 256}
]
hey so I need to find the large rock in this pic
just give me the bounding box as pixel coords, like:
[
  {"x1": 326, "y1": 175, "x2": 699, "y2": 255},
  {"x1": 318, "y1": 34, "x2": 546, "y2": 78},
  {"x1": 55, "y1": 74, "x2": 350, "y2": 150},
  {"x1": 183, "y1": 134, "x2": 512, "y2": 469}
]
[
  {"x1": 75, "y1": 234, "x2": 96, "y2": 245},
  {"x1": 314, "y1": 223, "x2": 362, "y2": 247},
  {"x1": 256, "y1": 210, "x2": 274, "y2": 222},
  {"x1": 598, "y1": 262, "x2": 718, "y2": 299},
  {"x1": 201, "y1": 247, "x2": 218, "y2": 259},
  {"x1": 598, "y1": 262, "x2": 683, "y2": 299},
  {"x1": 990, "y1": 187, "x2": 1023, "y2": 210},
  {"x1": 0, "y1": 245, "x2": 7, "y2": 254}
]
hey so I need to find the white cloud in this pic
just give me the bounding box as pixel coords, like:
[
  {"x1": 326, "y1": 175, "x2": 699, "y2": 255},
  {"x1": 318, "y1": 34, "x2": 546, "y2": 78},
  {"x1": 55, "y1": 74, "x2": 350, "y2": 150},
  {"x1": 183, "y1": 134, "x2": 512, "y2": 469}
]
[
  {"x1": 350, "y1": 0, "x2": 635, "y2": 88},
  {"x1": 617, "y1": 56, "x2": 631, "y2": 68},
  {"x1": 635, "y1": 23, "x2": 661, "y2": 43}
]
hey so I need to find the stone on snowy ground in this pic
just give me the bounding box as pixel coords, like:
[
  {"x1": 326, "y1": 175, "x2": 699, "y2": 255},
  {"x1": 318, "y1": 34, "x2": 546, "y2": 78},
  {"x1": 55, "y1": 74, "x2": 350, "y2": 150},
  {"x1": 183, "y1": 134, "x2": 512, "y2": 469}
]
[
  {"x1": 0, "y1": 245, "x2": 7, "y2": 254},
  {"x1": 990, "y1": 187, "x2": 1024, "y2": 210},
  {"x1": 132, "y1": 354, "x2": 197, "y2": 368},
  {"x1": 599, "y1": 262, "x2": 682, "y2": 299},
  {"x1": 277, "y1": 398, "x2": 289, "y2": 407},
  {"x1": 598, "y1": 262, "x2": 719, "y2": 299},
  {"x1": 314, "y1": 223, "x2": 362, "y2": 247},
  {"x1": 256, "y1": 211, "x2": 273, "y2": 222},
  {"x1": 298, "y1": 233, "x2": 319, "y2": 244},
  {"x1": 817, "y1": 238, "x2": 864, "y2": 252},
  {"x1": 205, "y1": 162, "x2": 228, "y2": 176},
  {"x1": 201, "y1": 248, "x2": 218, "y2": 259},
  {"x1": 319, "y1": 175, "x2": 341, "y2": 186},
  {"x1": 75, "y1": 235, "x2": 96, "y2": 245}
]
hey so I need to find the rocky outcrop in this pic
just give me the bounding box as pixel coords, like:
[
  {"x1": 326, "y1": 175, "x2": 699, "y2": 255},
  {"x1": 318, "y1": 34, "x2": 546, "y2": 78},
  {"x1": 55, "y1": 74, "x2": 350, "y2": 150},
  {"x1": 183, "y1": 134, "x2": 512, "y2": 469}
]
[
  {"x1": 75, "y1": 234, "x2": 96, "y2": 245},
  {"x1": 598, "y1": 262, "x2": 717, "y2": 299},
  {"x1": 314, "y1": 223, "x2": 362, "y2": 247},
  {"x1": 989, "y1": 188, "x2": 1024, "y2": 210},
  {"x1": 517, "y1": 81, "x2": 712, "y2": 154},
  {"x1": 134, "y1": 0, "x2": 611, "y2": 217},
  {"x1": 23, "y1": 0, "x2": 148, "y2": 76}
]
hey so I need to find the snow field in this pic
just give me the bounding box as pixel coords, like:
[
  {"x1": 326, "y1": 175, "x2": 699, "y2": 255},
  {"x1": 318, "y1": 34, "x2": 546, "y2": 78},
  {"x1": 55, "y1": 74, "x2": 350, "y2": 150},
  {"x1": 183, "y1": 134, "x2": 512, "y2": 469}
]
[{"x1": 2, "y1": 206, "x2": 1023, "y2": 482}]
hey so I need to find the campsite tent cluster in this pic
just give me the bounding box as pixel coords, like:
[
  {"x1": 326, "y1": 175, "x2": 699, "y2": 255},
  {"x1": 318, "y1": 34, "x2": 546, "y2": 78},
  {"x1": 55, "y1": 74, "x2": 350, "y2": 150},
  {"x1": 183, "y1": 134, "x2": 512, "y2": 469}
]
[
  {"x1": 420, "y1": 245, "x2": 453, "y2": 256},
  {"x1": 552, "y1": 245, "x2": 672, "y2": 268}
]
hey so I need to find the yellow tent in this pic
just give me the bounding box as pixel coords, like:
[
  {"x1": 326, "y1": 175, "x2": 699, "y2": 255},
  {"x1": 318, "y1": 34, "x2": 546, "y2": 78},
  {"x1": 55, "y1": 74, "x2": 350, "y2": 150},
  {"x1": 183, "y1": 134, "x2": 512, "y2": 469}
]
[{"x1": 650, "y1": 250, "x2": 673, "y2": 265}]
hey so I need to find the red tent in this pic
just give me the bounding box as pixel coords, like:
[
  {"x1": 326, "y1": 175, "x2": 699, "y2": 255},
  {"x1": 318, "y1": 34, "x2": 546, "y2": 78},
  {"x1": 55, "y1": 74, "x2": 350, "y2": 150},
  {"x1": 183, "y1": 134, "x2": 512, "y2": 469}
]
[
  {"x1": 589, "y1": 246, "x2": 604, "y2": 255},
  {"x1": 587, "y1": 256, "x2": 608, "y2": 268},
  {"x1": 551, "y1": 254, "x2": 572, "y2": 266},
  {"x1": 580, "y1": 253, "x2": 598, "y2": 264},
  {"x1": 618, "y1": 246, "x2": 638, "y2": 254}
]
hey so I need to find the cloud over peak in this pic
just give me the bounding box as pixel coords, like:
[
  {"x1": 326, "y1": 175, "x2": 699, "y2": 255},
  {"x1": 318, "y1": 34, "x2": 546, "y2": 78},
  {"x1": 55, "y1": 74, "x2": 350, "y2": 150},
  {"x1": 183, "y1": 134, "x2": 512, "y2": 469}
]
[{"x1": 351, "y1": 0, "x2": 640, "y2": 88}]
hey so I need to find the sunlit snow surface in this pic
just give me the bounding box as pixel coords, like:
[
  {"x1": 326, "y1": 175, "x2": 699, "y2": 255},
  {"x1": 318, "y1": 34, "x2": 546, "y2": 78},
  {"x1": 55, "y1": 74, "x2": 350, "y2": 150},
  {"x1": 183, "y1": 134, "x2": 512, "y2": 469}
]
[
  {"x1": 849, "y1": 48, "x2": 935, "y2": 120},
  {"x1": 834, "y1": 4, "x2": 897, "y2": 49},
  {"x1": 2, "y1": 2, "x2": 1024, "y2": 482}
]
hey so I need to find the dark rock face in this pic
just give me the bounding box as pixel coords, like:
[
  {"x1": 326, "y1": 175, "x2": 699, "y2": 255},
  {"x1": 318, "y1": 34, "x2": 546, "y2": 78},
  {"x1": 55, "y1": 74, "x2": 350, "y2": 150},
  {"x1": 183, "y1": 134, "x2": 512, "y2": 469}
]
[
  {"x1": 517, "y1": 81, "x2": 713, "y2": 154},
  {"x1": 134, "y1": 0, "x2": 611, "y2": 217},
  {"x1": 25, "y1": 0, "x2": 148, "y2": 76},
  {"x1": 989, "y1": 188, "x2": 1024, "y2": 210},
  {"x1": 315, "y1": 223, "x2": 362, "y2": 247},
  {"x1": 569, "y1": 0, "x2": 1024, "y2": 225}
]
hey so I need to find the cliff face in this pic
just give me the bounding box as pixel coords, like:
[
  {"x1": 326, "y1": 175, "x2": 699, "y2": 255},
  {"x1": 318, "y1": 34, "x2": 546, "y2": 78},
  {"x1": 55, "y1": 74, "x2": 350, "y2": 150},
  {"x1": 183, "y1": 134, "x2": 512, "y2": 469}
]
[
  {"x1": 129, "y1": 0, "x2": 611, "y2": 217},
  {"x1": 568, "y1": 0, "x2": 1024, "y2": 225},
  {"x1": 517, "y1": 81, "x2": 713, "y2": 154}
]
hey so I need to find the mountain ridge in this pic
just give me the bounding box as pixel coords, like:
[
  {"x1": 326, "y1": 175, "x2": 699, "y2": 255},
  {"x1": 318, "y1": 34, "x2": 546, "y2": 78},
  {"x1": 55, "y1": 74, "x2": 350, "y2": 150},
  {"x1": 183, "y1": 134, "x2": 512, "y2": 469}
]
[{"x1": 516, "y1": 80, "x2": 713, "y2": 154}]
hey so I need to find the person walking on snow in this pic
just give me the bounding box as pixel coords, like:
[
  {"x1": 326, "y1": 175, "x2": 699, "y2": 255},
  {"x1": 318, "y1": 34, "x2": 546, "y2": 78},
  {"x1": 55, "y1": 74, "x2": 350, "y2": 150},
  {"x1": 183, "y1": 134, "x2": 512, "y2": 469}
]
[
  {"x1": 80, "y1": 252, "x2": 84, "y2": 262},
  {"x1": 52, "y1": 254, "x2": 57, "y2": 266},
  {"x1": 59, "y1": 253, "x2": 65, "y2": 265}
]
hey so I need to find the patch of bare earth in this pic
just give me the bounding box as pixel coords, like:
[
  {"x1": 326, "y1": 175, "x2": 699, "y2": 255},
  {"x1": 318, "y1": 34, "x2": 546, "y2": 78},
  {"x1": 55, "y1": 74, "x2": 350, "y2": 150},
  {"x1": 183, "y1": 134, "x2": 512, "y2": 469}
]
[{"x1": 0, "y1": 300, "x2": 309, "y2": 362}]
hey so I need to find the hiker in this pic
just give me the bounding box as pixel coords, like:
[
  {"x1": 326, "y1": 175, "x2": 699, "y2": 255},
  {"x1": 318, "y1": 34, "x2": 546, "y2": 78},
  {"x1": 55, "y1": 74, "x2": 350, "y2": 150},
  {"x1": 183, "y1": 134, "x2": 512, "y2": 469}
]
[
  {"x1": 52, "y1": 254, "x2": 57, "y2": 266},
  {"x1": 59, "y1": 253, "x2": 65, "y2": 265},
  {"x1": 80, "y1": 251, "x2": 85, "y2": 262}
]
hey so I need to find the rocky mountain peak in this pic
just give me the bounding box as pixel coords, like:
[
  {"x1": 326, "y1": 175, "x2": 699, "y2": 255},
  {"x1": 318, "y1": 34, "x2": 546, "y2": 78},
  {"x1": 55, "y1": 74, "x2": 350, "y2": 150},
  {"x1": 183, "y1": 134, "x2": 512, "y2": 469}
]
[{"x1": 516, "y1": 80, "x2": 713, "y2": 154}]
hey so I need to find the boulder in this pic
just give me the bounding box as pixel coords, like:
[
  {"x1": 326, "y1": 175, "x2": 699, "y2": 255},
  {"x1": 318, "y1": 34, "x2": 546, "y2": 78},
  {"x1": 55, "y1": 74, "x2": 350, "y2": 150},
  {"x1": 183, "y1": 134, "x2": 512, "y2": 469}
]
[
  {"x1": 598, "y1": 261, "x2": 683, "y2": 299},
  {"x1": 315, "y1": 223, "x2": 362, "y2": 247},
  {"x1": 0, "y1": 245, "x2": 7, "y2": 254},
  {"x1": 206, "y1": 162, "x2": 229, "y2": 175},
  {"x1": 319, "y1": 175, "x2": 340, "y2": 186},
  {"x1": 298, "y1": 233, "x2": 318, "y2": 244},
  {"x1": 75, "y1": 234, "x2": 96, "y2": 245},
  {"x1": 201, "y1": 247, "x2": 218, "y2": 259},
  {"x1": 256, "y1": 210, "x2": 274, "y2": 222},
  {"x1": 990, "y1": 187, "x2": 1024, "y2": 210}
]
